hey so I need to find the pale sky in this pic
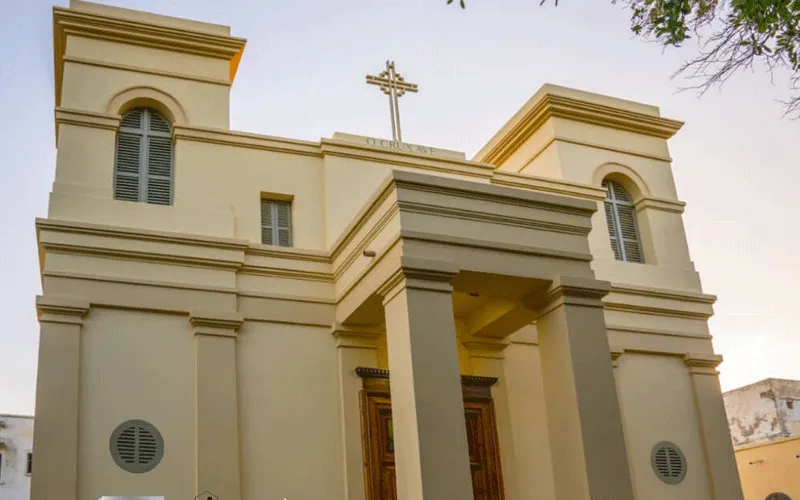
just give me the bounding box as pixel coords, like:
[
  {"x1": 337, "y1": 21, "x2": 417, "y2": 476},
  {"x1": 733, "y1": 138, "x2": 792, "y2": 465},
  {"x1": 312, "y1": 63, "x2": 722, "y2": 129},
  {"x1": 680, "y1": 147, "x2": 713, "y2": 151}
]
[{"x1": 0, "y1": 0, "x2": 798, "y2": 415}]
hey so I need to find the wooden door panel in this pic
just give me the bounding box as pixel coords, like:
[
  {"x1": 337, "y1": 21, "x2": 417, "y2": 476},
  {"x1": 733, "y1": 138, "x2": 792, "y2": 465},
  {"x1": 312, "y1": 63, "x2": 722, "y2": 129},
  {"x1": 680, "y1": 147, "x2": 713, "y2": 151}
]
[{"x1": 361, "y1": 393, "x2": 504, "y2": 500}]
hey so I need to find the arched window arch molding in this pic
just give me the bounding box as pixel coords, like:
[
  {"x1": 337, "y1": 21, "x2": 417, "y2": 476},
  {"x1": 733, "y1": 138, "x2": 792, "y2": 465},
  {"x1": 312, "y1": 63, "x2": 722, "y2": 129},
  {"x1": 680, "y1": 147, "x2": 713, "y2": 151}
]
[
  {"x1": 592, "y1": 162, "x2": 651, "y2": 202},
  {"x1": 107, "y1": 86, "x2": 188, "y2": 126}
]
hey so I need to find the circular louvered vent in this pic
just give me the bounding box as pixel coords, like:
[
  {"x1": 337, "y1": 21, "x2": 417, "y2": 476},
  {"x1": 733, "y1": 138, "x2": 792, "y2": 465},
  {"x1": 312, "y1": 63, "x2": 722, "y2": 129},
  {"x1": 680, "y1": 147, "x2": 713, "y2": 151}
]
[
  {"x1": 766, "y1": 494, "x2": 792, "y2": 500},
  {"x1": 110, "y1": 419, "x2": 164, "y2": 473},
  {"x1": 650, "y1": 441, "x2": 687, "y2": 484}
]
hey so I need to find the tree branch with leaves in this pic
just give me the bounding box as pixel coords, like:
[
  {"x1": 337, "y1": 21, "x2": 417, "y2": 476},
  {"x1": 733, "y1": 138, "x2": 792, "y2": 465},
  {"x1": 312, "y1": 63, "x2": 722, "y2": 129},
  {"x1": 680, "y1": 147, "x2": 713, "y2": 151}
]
[{"x1": 449, "y1": 0, "x2": 800, "y2": 118}]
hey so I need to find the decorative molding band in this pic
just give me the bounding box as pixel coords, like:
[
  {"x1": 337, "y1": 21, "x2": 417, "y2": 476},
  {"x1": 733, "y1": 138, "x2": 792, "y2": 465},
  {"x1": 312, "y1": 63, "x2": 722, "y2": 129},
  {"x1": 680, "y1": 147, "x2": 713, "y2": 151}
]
[
  {"x1": 53, "y1": 7, "x2": 246, "y2": 105},
  {"x1": 36, "y1": 295, "x2": 90, "y2": 325},
  {"x1": 684, "y1": 353, "x2": 723, "y2": 375},
  {"x1": 63, "y1": 55, "x2": 231, "y2": 87},
  {"x1": 238, "y1": 265, "x2": 332, "y2": 283},
  {"x1": 355, "y1": 367, "x2": 498, "y2": 388},
  {"x1": 514, "y1": 136, "x2": 674, "y2": 171},
  {"x1": 320, "y1": 140, "x2": 495, "y2": 180},
  {"x1": 331, "y1": 323, "x2": 383, "y2": 349},
  {"x1": 478, "y1": 93, "x2": 683, "y2": 167},
  {"x1": 635, "y1": 197, "x2": 686, "y2": 214},
  {"x1": 604, "y1": 324, "x2": 712, "y2": 340},
  {"x1": 43, "y1": 269, "x2": 239, "y2": 295},
  {"x1": 608, "y1": 283, "x2": 717, "y2": 305},
  {"x1": 36, "y1": 218, "x2": 247, "y2": 251},
  {"x1": 392, "y1": 169, "x2": 597, "y2": 217},
  {"x1": 399, "y1": 229, "x2": 594, "y2": 263},
  {"x1": 491, "y1": 171, "x2": 607, "y2": 202},
  {"x1": 603, "y1": 302, "x2": 713, "y2": 320},
  {"x1": 54, "y1": 107, "x2": 120, "y2": 141},
  {"x1": 189, "y1": 310, "x2": 243, "y2": 337},
  {"x1": 173, "y1": 125, "x2": 321, "y2": 157},
  {"x1": 396, "y1": 201, "x2": 592, "y2": 236}
]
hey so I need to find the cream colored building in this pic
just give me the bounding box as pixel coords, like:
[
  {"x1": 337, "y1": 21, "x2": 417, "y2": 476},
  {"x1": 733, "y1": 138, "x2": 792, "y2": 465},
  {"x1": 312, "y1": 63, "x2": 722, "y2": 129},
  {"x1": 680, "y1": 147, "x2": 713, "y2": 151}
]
[
  {"x1": 32, "y1": 1, "x2": 744, "y2": 499},
  {"x1": 724, "y1": 379, "x2": 800, "y2": 500}
]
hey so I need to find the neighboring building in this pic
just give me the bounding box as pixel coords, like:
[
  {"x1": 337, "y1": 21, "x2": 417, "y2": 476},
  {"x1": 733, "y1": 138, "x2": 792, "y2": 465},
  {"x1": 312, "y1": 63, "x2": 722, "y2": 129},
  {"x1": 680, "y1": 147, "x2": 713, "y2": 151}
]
[
  {"x1": 32, "y1": 1, "x2": 743, "y2": 500},
  {"x1": 724, "y1": 379, "x2": 800, "y2": 500},
  {"x1": 0, "y1": 414, "x2": 34, "y2": 500}
]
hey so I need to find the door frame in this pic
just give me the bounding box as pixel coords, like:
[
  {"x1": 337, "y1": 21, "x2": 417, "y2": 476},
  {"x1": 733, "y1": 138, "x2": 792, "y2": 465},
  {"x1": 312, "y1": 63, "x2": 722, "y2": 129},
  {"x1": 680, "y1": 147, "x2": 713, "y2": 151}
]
[{"x1": 355, "y1": 367, "x2": 505, "y2": 500}]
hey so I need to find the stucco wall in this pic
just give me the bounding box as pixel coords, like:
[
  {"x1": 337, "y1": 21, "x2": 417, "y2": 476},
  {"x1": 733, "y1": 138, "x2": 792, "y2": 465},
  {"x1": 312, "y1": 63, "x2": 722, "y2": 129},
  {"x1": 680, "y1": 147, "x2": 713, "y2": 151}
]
[
  {"x1": 724, "y1": 379, "x2": 800, "y2": 448},
  {"x1": 0, "y1": 415, "x2": 34, "y2": 500},
  {"x1": 735, "y1": 437, "x2": 800, "y2": 500}
]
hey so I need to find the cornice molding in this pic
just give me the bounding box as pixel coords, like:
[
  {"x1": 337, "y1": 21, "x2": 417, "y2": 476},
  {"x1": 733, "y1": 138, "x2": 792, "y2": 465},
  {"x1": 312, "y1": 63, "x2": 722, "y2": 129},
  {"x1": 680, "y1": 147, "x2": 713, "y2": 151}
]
[
  {"x1": 605, "y1": 324, "x2": 712, "y2": 340},
  {"x1": 63, "y1": 55, "x2": 231, "y2": 87},
  {"x1": 320, "y1": 139, "x2": 495, "y2": 180},
  {"x1": 635, "y1": 196, "x2": 687, "y2": 214},
  {"x1": 531, "y1": 276, "x2": 612, "y2": 316},
  {"x1": 478, "y1": 93, "x2": 683, "y2": 167},
  {"x1": 331, "y1": 323, "x2": 383, "y2": 349},
  {"x1": 53, "y1": 6, "x2": 246, "y2": 106},
  {"x1": 376, "y1": 256, "x2": 459, "y2": 302},
  {"x1": 173, "y1": 125, "x2": 321, "y2": 157},
  {"x1": 355, "y1": 367, "x2": 498, "y2": 388},
  {"x1": 189, "y1": 310, "x2": 243, "y2": 337},
  {"x1": 392, "y1": 170, "x2": 597, "y2": 217},
  {"x1": 36, "y1": 295, "x2": 90, "y2": 325},
  {"x1": 684, "y1": 353, "x2": 723, "y2": 375},
  {"x1": 54, "y1": 107, "x2": 120, "y2": 142},
  {"x1": 491, "y1": 171, "x2": 607, "y2": 202},
  {"x1": 608, "y1": 283, "x2": 717, "y2": 305}
]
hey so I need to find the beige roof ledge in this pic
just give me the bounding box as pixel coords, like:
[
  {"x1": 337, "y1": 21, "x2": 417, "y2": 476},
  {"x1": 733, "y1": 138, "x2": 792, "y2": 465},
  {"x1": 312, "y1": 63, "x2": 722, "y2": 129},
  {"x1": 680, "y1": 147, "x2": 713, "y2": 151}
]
[
  {"x1": 473, "y1": 83, "x2": 684, "y2": 167},
  {"x1": 52, "y1": 0, "x2": 247, "y2": 106}
]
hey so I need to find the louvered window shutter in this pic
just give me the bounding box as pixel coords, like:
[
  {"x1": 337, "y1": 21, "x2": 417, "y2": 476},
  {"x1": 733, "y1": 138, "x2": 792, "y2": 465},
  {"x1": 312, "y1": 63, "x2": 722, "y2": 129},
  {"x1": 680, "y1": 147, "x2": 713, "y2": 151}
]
[
  {"x1": 602, "y1": 180, "x2": 644, "y2": 263},
  {"x1": 114, "y1": 108, "x2": 173, "y2": 205},
  {"x1": 261, "y1": 199, "x2": 293, "y2": 247}
]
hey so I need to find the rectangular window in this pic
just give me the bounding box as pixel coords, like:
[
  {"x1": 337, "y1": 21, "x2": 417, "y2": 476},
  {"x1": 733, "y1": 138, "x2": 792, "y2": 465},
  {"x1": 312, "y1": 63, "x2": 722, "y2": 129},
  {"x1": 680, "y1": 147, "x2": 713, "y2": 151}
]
[
  {"x1": 261, "y1": 198, "x2": 293, "y2": 247},
  {"x1": 26, "y1": 452, "x2": 32, "y2": 475}
]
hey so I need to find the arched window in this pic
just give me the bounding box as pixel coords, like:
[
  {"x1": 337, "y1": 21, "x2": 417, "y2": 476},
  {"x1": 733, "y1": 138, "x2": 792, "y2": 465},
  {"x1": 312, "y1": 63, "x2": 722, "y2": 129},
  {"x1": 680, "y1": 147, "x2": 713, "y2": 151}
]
[
  {"x1": 603, "y1": 179, "x2": 644, "y2": 263},
  {"x1": 766, "y1": 494, "x2": 792, "y2": 500},
  {"x1": 114, "y1": 108, "x2": 173, "y2": 205}
]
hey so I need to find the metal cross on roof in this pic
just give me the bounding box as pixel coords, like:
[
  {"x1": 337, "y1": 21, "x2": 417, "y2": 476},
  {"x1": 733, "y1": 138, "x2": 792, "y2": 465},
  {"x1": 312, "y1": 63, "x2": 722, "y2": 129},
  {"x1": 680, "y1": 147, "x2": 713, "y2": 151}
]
[{"x1": 366, "y1": 61, "x2": 418, "y2": 142}]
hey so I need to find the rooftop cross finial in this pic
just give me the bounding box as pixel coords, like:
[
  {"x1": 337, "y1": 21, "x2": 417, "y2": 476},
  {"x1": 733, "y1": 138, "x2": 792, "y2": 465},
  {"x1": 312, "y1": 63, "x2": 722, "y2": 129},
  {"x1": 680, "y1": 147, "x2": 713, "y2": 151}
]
[{"x1": 366, "y1": 61, "x2": 418, "y2": 142}]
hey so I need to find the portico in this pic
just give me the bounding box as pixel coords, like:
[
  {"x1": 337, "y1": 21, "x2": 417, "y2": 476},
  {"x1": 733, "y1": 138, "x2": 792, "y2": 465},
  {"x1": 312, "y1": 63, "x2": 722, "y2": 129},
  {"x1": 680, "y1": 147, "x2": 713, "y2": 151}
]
[{"x1": 333, "y1": 169, "x2": 635, "y2": 500}]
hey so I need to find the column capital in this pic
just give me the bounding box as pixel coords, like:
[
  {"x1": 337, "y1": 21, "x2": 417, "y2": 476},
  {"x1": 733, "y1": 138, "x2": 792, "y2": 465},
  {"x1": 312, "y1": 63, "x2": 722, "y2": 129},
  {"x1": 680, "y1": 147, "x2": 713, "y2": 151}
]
[
  {"x1": 377, "y1": 256, "x2": 460, "y2": 302},
  {"x1": 190, "y1": 310, "x2": 244, "y2": 338},
  {"x1": 610, "y1": 346, "x2": 625, "y2": 368},
  {"x1": 529, "y1": 276, "x2": 611, "y2": 317},
  {"x1": 331, "y1": 322, "x2": 383, "y2": 349},
  {"x1": 684, "y1": 352, "x2": 723, "y2": 375},
  {"x1": 36, "y1": 295, "x2": 90, "y2": 325}
]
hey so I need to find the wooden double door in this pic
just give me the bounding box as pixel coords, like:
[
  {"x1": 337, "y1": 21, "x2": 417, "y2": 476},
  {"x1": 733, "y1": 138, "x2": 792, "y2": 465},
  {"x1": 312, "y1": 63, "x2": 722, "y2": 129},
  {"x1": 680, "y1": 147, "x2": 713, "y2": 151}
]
[{"x1": 357, "y1": 368, "x2": 505, "y2": 500}]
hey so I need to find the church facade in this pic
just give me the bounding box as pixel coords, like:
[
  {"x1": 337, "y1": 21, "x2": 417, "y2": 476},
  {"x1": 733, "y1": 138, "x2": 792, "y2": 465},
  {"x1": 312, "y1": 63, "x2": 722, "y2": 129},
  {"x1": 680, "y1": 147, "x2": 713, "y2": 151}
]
[{"x1": 32, "y1": 2, "x2": 743, "y2": 500}]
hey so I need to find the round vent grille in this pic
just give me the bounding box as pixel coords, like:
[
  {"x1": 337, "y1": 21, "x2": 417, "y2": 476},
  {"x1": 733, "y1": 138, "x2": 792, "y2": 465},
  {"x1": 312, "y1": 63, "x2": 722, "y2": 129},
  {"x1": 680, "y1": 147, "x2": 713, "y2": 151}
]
[
  {"x1": 766, "y1": 494, "x2": 792, "y2": 500},
  {"x1": 110, "y1": 419, "x2": 164, "y2": 473},
  {"x1": 650, "y1": 441, "x2": 687, "y2": 484}
]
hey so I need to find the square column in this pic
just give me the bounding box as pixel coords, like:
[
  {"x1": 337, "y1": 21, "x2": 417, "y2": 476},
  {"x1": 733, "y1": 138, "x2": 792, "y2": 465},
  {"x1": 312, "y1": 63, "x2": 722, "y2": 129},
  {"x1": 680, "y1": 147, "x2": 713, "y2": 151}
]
[
  {"x1": 332, "y1": 323, "x2": 382, "y2": 500},
  {"x1": 376, "y1": 257, "x2": 473, "y2": 500},
  {"x1": 190, "y1": 311, "x2": 244, "y2": 500},
  {"x1": 684, "y1": 354, "x2": 744, "y2": 500},
  {"x1": 30, "y1": 296, "x2": 89, "y2": 500},
  {"x1": 533, "y1": 277, "x2": 635, "y2": 500}
]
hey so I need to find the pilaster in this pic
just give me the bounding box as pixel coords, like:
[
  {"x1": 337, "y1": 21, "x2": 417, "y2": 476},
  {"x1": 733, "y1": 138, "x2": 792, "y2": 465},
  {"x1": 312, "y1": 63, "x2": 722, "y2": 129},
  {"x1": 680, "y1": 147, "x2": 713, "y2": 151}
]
[
  {"x1": 190, "y1": 311, "x2": 244, "y2": 500},
  {"x1": 30, "y1": 296, "x2": 89, "y2": 500},
  {"x1": 377, "y1": 256, "x2": 473, "y2": 500},
  {"x1": 332, "y1": 323, "x2": 382, "y2": 500},
  {"x1": 533, "y1": 276, "x2": 635, "y2": 500},
  {"x1": 684, "y1": 353, "x2": 744, "y2": 500}
]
